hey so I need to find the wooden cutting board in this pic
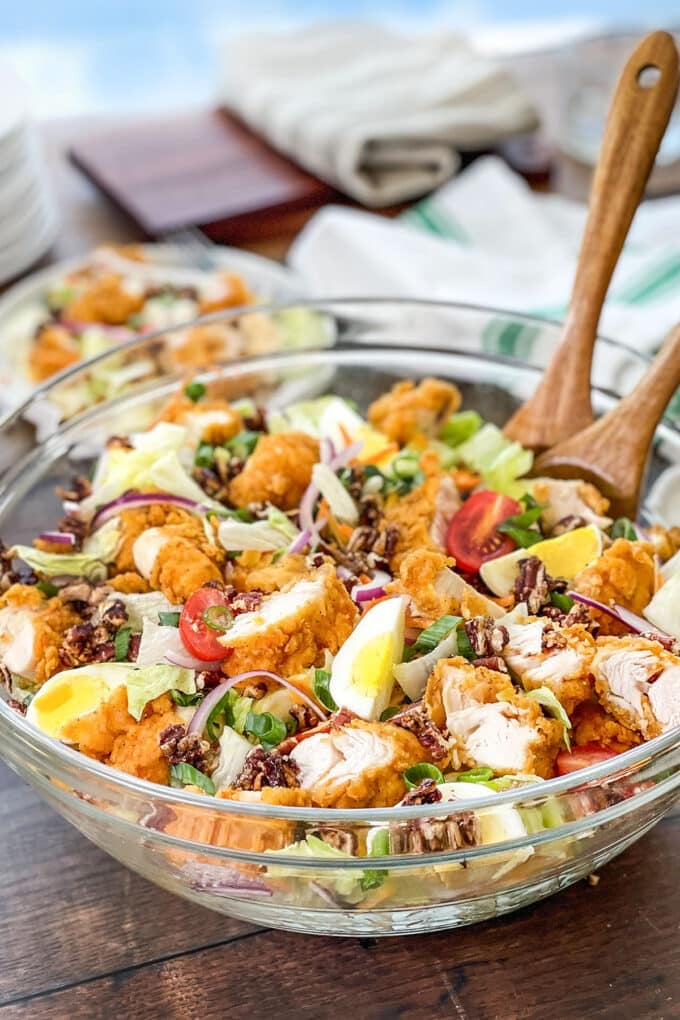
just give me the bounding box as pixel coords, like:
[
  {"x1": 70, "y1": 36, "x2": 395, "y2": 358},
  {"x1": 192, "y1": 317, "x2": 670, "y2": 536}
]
[{"x1": 69, "y1": 108, "x2": 341, "y2": 244}]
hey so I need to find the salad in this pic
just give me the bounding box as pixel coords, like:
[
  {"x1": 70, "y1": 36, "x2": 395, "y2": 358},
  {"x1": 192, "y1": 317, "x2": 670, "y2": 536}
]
[{"x1": 2, "y1": 376, "x2": 680, "y2": 867}]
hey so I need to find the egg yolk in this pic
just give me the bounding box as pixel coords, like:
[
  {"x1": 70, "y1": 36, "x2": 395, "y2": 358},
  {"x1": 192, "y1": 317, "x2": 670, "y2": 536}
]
[
  {"x1": 351, "y1": 633, "x2": 394, "y2": 696},
  {"x1": 31, "y1": 674, "x2": 111, "y2": 739}
]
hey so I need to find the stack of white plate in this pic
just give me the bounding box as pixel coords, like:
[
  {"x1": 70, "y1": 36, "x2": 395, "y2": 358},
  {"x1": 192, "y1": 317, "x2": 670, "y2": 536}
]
[{"x1": 0, "y1": 65, "x2": 58, "y2": 286}]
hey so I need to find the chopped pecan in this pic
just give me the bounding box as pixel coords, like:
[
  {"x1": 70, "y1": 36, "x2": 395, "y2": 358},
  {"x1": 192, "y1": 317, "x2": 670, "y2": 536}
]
[
  {"x1": 390, "y1": 702, "x2": 449, "y2": 761},
  {"x1": 310, "y1": 826, "x2": 358, "y2": 855},
  {"x1": 100, "y1": 599, "x2": 128, "y2": 628},
  {"x1": 401, "y1": 778, "x2": 442, "y2": 806},
  {"x1": 289, "y1": 702, "x2": 321, "y2": 732},
  {"x1": 513, "y1": 556, "x2": 552, "y2": 614},
  {"x1": 0, "y1": 540, "x2": 37, "y2": 592},
  {"x1": 542, "y1": 626, "x2": 567, "y2": 651},
  {"x1": 464, "y1": 617, "x2": 509, "y2": 657},
  {"x1": 56, "y1": 475, "x2": 92, "y2": 503},
  {"x1": 552, "y1": 514, "x2": 587, "y2": 537},
  {"x1": 233, "y1": 747, "x2": 300, "y2": 790},
  {"x1": 390, "y1": 811, "x2": 479, "y2": 854},
  {"x1": 55, "y1": 513, "x2": 89, "y2": 550},
  {"x1": 192, "y1": 466, "x2": 230, "y2": 504},
  {"x1": 60, "y1": 622, "x2": 116, "y2": 667},
  {"x1": 159, "y1": 723, "x2": 210, "y2": 769},
  {"x1": 60, "y1": 581, "x2": 112, "y2": 609},
  {"x1": 471, "y1": 655, "x2": 509, "y2": 673},
  {"x1": 230, "y1": 590, "x2": 263, "y2": 614}
]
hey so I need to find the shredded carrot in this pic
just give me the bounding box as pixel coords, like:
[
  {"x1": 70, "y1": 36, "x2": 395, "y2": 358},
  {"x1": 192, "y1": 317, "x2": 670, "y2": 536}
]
[
  {"x1": 360, "y1": 593, "x2": 394, "y2": 613},
  {"x1": 357, "y1": 442, "x2": 398, "y2": 466},
  {"x1": 452, "y1": 469, "x2": 481, "y2": 492},
  {"x1": 339, "y1": 423, "x2": 353, "y2": 446}
]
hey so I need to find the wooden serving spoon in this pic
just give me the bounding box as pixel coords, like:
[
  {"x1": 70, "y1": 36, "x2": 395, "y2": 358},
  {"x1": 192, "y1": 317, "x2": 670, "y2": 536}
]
[
  {"x1": 504, "y1": 30, "x2": 680, "y2": 452},
  {"x1": 532, "y1": 323, "x2": 680, "y2": 518}
]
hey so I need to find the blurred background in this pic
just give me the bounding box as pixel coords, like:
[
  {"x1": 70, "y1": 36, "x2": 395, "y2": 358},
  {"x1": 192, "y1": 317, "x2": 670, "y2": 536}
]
[{"x1": 4, "y1": 1, "x2": 680, "y2": 117}]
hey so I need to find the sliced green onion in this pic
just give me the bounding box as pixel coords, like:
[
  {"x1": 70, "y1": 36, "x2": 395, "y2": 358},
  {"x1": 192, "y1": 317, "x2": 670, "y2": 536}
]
[
  {"x1": 409, "y1": 615, "x2": 461, "y2": 657},
  {"x1": 380, "y1": 706, "x2": 401, "y2": 722},
  {"x1": 171, "y1": 689, "x2": 203, "y2": 707},
  {"x1": 36, "y1": 580, "x2": 59, "y2": 598},
  {"x1": 195, "y1": 443, "x2": 215, "y2": 469},
  {"x1": 391, "y1": 453, "x2": 421, "y2": 480},
  {"x1": 361, "y1": 828, "x2": 391, "y2": 891},
  {"x1": 313, "y1": 668, "x2": 337, "y2": 712},
  {"x1": 550, "y1": 592, "x2": 574, "y2": 612},
  {"x1": 169, "y1": 762, "x2": 215, "y2": 795},
  {"x1": 127, "y1": 312, "x2": 143, "y2": 329},
  {"x1": 456, "y1": 626, "x2": 476, "y2": 661},
  {"x1": 440, "y1": 410, "x2": 482, "y2": 447},
  {"x1": 184, "y1": 381, "x2": 206, "y2": 402},
  {"x1": 610, "y1": 517, "x2": 637, "y2": 541},
  {"x1": 226, "y1": 430, "x2": 260, "y2": 459},
  {"x1": 457, "y1": 766, "x2": 494, "y2": 784},
  {"x1": 114, "y1": 626, "x2": 132, "y2": 662},
  {"x1": 245, "y1": 710, "x2": 287, "y2": 751},
  {"x1": 202, "y1": 605, "x2": 234, "y2": 633},
  {"x1": 158, "y1": 610, "x2": 181, "y2": 627},
  {"x1": 403, "y1": 762, "x2": 445, "y2": 791},
  {"x1": 206, "y1": 689, "x2": 253, "y2": 740}
]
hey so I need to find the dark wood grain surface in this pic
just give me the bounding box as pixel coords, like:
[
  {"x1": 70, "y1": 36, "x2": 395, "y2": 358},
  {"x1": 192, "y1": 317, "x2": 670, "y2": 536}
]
[{"x1": 1, "y1": 72, "x2": 679, "y2": 1016}]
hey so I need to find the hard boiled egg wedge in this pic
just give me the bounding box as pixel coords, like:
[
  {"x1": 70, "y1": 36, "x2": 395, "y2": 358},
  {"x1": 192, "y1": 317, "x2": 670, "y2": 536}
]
[
  {"x1": 480, "y1": 524, "x2": 603, "y2": 597},
  {"x1": 329, "y1": 596, "x2": 406, "y2": 720},
  {"x1": 26, "y1": 663, "x2": 128, "y2": 741},
  {"x1": 644, "y1": 571, "x2": 680, "y2": 640}
]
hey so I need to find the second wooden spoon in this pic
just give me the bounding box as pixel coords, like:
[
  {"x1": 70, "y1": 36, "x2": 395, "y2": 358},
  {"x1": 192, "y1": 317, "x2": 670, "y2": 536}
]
[{"x1": 504, "y1": 30, "x2": 679, "y2": 452}]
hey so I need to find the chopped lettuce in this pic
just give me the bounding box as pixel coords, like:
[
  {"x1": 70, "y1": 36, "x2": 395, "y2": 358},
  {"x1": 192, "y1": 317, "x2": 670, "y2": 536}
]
[
  {"x1": 265, "y1": 507, "x2": 299, "y2": 541},
  {"x1": 125, "y1": 664, "x2": 196, "y2": 721},
  {"x1": 312, "y1": 463, "x2": 358, "y2": 524},
  {"x1": 274, "y1": 307, "x2": 333, "y2": 351},
  {"x1": 266, "y1": 834, "x2": 367, "y2": 902},
  {"x1": 268, "y1": 395, "x2": 365, "y2": 444},
  {"x1": 217, "y1": 518, "x2": 293, "y2": 552},
  {"x1": 12, "y1": 517, "x2": 121, "y2": 579},
  {"x1": 211, "y1": 727, "x2": 253, "y2": 791},
  {"x1": 440, "y1": 409, "x2": 483, "y2": 447},
  {"x1": 394, "y1": 629, "x2": 459, "y2": 701},
  {"x1": 135, "y1": 619, "x2": 188, "y2": 668},
  {"x1": 102, "y1": 590, "x2": 180, "y2": 631},
  {"x1": 525, "y1": 686, "x2": 572, "y2": 750},
  {"x1": 456, "y1": 423, "x2": 533, "y2": 497}
]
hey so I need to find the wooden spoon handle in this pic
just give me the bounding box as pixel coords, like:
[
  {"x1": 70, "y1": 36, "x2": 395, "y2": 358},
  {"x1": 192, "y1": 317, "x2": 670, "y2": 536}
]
[{"x1": 505, "y1": 30, "x2": 680, "y2": 450}]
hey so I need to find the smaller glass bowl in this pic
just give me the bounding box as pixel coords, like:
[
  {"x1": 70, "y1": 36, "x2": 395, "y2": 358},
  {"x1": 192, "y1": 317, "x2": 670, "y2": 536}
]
[{"x1": 0, "y1": 300, "x2": 678, "y2": 936}]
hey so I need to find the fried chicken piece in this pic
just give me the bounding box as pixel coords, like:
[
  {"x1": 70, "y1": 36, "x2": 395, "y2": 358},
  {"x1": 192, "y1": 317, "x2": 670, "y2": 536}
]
[
  {"x1": 425, "y1": 657, "x2": 563, "y2": 778},
  {"x1": 62, "y1": 688, "x2": 181, "y2": 784},
  {"x1": 591, "y1": 636, "x2": 680, "y2": 739},
  {"x1": 289, "y1": 718, "x2": 425, "y2": 808},
  {"x1": 64, "y1": 272, "x2": 144, "y2": 324},
  {"x1": 368, "y1": 378, "x2": 461, "y2": 444},
  {"x1": 219, "y1": 565, "x2": 357, "y2": 677},
  {"x1": 198, "y1": 272, "x2": 255, "y2": 314},
  {"x1": 28, "y1": 325, "x2": 81, "y2": 382},
  {"x1": 502, "y1": 618, "x2": 596, "y2": 713},
  {"x1": 574, "y1": 539, "x2": 656, "y2": 635},
  {"x1": 386, "y1": 549, "x2": 458, "y2": 625},
  {"x1": 532, "y1": 478, "x2": 612, "y2": 533},
  {"x1": 647, "y1": 525, "x2": 680, "y2": 562},
  {"x1": 113, "y1": 505, "x2": 217, "y2": 574},
  {"x1": 109, "y1": 572, "x2": 150, "y2": 594},
  {"x1": 0, "y1": 584, "x2": 81, "y2": 684},
  {"x1": 380, "y1": 471, "x2": 443, "y2": 571},
  {"x1": 170, "y1": 322, "x2": 242, "y2": 371},
  {"x1": 571, "y1": 702, "x2": 641, "y2": 751},
  {"x1": 156, "y1": 391, "x2": 242, "y2": 445},
  {"x1": 228, "y1": 432, "x2": 319, "y2": 511},
  {"x1": 229, "y1": 552, "x2": 311, "y2": 594}
]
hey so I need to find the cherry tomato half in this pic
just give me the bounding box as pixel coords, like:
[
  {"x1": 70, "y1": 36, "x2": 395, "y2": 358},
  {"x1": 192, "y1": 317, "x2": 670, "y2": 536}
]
[
  {"x1": 446, "y1": 491, "x2": 521, "y2": 573},
  {"x1": 179, "y1": 587, "x2": 231, "y2": 661},
  {"x1": 556, "y1": 743, "x2": 618, "y2": 776}
]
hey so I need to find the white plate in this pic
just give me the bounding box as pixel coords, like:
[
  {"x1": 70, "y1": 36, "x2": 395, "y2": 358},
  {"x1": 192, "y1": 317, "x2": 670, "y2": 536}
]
[{"x1": 0, "y1": 241, "x2": 307, "y2": 409}]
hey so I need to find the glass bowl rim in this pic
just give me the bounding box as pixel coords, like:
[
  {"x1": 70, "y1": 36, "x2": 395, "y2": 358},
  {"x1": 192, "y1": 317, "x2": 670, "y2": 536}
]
[{"x1": 1, "y1": 333, "x2": 679, "y2": 823}]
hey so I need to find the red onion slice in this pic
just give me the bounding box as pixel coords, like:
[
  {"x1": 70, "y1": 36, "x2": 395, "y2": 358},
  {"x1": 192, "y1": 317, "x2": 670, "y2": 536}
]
[
  {"x1": 319, "y1": 437, "x2": 336, "y2": 465},
  {"x1": 329, "y1": 440, "x2": 363, "y2": 471},
  {"x1": 351, "y1": 569, "x2": 391, "y2": 603},
  {"x1": 298, "y1": 480, "x2": 319, "y2": 535},
  {"x1": 92, "y1": 491, "x2": 212, "y2": 527},
  {"x1": 568, "y1": 591, "x2": 673, "y2": 641},
  {"x1": 288, "y1": 528, "x2": 312, "y2": 554},
  {"x1": 188, "y1": 669, "x2": 328, "y2": 736},
  {"x1": 38, "y1": 531, "x2": 76, "y2": 547},
  {"x1": 164, "y1": 649, "x2": 224, "y2": 670},
  {"x1": 567, "y1": 591, "x2": 624, "y2": 624},
  {"x1": 60, "y1": 318, "x2": 135, "y2": 340}
]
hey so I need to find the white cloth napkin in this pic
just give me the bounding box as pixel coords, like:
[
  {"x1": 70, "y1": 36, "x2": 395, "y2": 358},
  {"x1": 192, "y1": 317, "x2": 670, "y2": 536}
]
[
  {"x1": 220, "y1": 24, "x2": 538, "y2": 207},
  {"x1": 289, "y1": 156, "x2": 680, "y2": 357}
]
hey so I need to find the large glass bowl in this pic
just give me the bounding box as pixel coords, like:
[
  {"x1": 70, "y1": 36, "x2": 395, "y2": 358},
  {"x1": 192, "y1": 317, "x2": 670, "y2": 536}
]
[{"x1": 0, "y1": 299, "x2": 678, "y2": 937}]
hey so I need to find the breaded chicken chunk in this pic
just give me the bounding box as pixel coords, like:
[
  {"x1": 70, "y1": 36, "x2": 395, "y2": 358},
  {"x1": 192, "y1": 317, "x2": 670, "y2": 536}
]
[
  {"x1": 155, "y1": 391, "x2": 243, "y2": 445},
  {"x1": 64, "y1": 272, "x2": 144, "y2": 324},
  {"x1": 591, "y1": 636, "x2": 680, "y2": 739},
  {"x1": 228, "y1": 432, "x2": 319, "y2": 511},
  {"x1": 28, "y1": 325, "x2": 81, "y2": 382},
  {"x1": 229, "y1": 552, "x2": 311, "y2": 594},
  {"x1": 532, "y1": 478, "x2": 612, "y2": 534},
  {"x1": 368, "y1": 378, "x2": 461, "y2": 444},
  {"x1": 219, "y1": 565, "x2": 357, "y2": 677},
  {"x1": 574, "y1": 539, "x2": 656, "y2": 635},
  {"x1": 502, "y1": 618, "x2": 596, "y2": 713},
  {"x1": 61, "y1": 687, "x2": 181, "y2": 785},
  {"x1": 289, "y1": 718, "x2": 425, "y2": 808},
  {"x1": 0, "y1": 584, "x2": 81, "y2": 684},
  {"x1": 113, "y1": 505, "x2": 205, "y2": 573},
  {"x1": 647, "y1": 525, "x2": 680, "y2": 562},
  {"x1": 386, "y1": 549, "x2": 459, "y2": 625},
  {"x1": 425, "y1": 657, "x2": 563, "y2": 778},
  {"x1": 198, "y1": 272, "x2": 255, "y2": 314},
  {"x1": 571, "y1": 702, "x2": 641, "y2": 751},
  {"x1": 380, "y1": 469, "x2": 450, "y2": 571}
]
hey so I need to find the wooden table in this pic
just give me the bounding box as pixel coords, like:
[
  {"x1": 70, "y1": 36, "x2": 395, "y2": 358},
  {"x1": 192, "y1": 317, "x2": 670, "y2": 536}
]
[{"x1": 1, "y1": 114, "x2": 679, "y2": 1020}]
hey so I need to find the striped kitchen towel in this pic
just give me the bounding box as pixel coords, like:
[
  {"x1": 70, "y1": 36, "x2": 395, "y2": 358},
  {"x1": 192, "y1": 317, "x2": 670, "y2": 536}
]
[{"x1": 289, "y1": 156, "x2": 680, "y2": 375}]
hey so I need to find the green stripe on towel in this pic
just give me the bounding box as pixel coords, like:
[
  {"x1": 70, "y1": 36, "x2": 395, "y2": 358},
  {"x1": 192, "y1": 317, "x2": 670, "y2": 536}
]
[
  {"x1": 482, "y1": 318, "x2": 539, "y2": 360},
  {"x1": 615, "y1": 253, "x2": 680, "y2": 304},
  {"x1": 402, "y1": 201, "x2": 470, "y2": 244}
]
